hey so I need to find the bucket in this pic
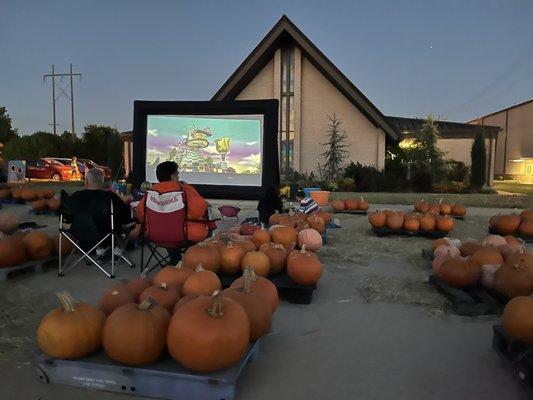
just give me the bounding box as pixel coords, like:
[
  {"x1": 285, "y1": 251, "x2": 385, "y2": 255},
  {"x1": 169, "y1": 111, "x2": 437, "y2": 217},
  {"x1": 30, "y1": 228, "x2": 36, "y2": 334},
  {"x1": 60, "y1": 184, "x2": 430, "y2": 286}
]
[{"x1": 310, "y1": 190, "x2": 331, "y2": 206}]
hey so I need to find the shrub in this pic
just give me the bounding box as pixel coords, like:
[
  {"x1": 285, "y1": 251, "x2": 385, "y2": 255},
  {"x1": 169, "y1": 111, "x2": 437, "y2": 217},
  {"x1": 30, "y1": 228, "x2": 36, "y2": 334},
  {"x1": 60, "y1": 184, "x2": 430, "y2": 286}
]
[
  {"x1": 411, "y1": 167, "x2": 433, "y2": 192},
  {"x1": 446, "y1": 161, "x2": 468, "y2": 182},
  {"x1": 470, "y1": 130, "x2": 486, "y2": 191}
]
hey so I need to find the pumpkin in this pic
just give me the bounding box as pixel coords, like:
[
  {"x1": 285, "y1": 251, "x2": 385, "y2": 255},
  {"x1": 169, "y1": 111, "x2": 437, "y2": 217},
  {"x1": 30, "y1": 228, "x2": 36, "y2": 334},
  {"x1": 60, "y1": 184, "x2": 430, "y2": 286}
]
[
  {"x1": 32, "y1": 199, "x2": 48, "y2": 211},
  {"x1": 314, "y1": 210, "x2": 331, "y2": 225},
  {"x1": 504, "y1": 252, "x2": 533, "y2": 269},
  {"x1": 126, "y1": 270, "x2": 152, "y2": 302},
  {"x1": 0, "y1": 212, "x2": 19, "y2": 234},
  {"x1": 505, "y1": 235, "x2": 524, "y2": 246},
  {"x1": 167, "y1": 291, "x2": 250, "y2": 372},
  {"x1": 403, "y1": 216, "x2": 420, "y2": 233},
  {"x1": 239, "y1": 223, "x2": 261, "y2": 236},
  {"x1": 495, "y1": 214, "x2": 521, "y2": 234},
  {"x1": 502, "y1": 296, "x2": 533, "y2": 345},
  {"x1": 103, "y1": 299, "x2": 170, "y2": 365},
  {"x1": 173, "y1": 294, "x2": 201, "y2": 314},
  {"x1": 287, "y1": 245, "x2": 323, "y2": 285},
  {"x1": 43, "y1": 189, "x2": 55, "y2": 199},
  {"x1": 435, "y1": 216, "x2": 454, "y2": 232},
  {"x1": 433, "y1": 238, "x2": 451, "y2": 251},
  {"x1": 182, "y1": 265, "x2": 222, "y2": 296},
  {"x1": 231, "y1": 267, "x2": 278, "y2": 312},
  {"x1": 434, "y1": 245, "x2": 460, "y2": 260},
  {"x1": 419, "y1": 214, "x2": 436, "y2": 231},
  {"x1": 298, "y1": 228, "x2": 323, "y2": 252},
  {"x1": 11, "y1": 187, "x2": 22, "y2": 199},
  {"x1": 489, "y1": 215, "x2": 498, "y2": 228},
  {"x1": 459, "y1": 240, "x2": 483, "y2": 257},
  {"x1": 0, "y1": 236, "x2": 26, "y2": 268},
  {"x1": 494, "y1": 263, "x2": 533, "y2": 298},
  {"x1": 21, "y1": 231, "x2": 53, "y2": 260},
  {"x1": 202, "y1": 238, "x2": 226, "y2": 251},
  {"x1": 369, "y1": 211, "x2": 386, "y2": 228},
  {"x1": 481, "y1": 264, "x2": 501, "y2": 289},
  {"x1": 241, "y1": 251, "x2": 270, "y2": 277},
  {"x1": 436, "y1": 257, "x2": 481, "y2": 288},
  {"x1": 294, "y1": 220, "x2": 311, "y2": 232},
  {"x1": 0, "y1": 188, "x2": 10, "y2": 199},
  {"x1": 415, "y1": 200, "x2": 430, "y2": 213},
  {"x1": 222, "y1": 268, "x2": 272, "y2": 341},
  {"x1": 99, "y1": 284, "x2": 135, "y2": 315},
  {"x1": 344, "y1": 198, "x2": 359, "y2": 210},
  {"x1": 428, "y1": 205, "x2": 440, "y2": 215},
  {"x1": 481, "y1": 235, "x2": 507, "y2": 248},
  {"x1": 385, "y1": 213, "x2": 404, "y2": 230},
  {"x1": 330, "y1": 199, "x2": 345, "y2": 211},
  {"x1": 471, "y1": 248, "x2": 503, "y2": 267},
  {"x1": 234, "y1": 239, "x2": 257, "y2": 253},
  {"x1": 451, "y1": 205, "x2": 466, "y2": 217},
  {"x1": 139, "y1": 282, "x2": 180, "y2": 313},
  {"x1": 46, "y1": 197, "x2": 60, "y2": 212},
  {"x1": 438, "y1": 200, "x2": 451, "y2": 216},
  {"x1": 182, "y1": 243, "x2": 220, "y2": 272},
  {"x1": 218, "y1": 243, "x2": 246, "y2": 274},
  {"x1": 258, "y1": 242, "x2": 286, "y2": 274},
  {"x1": 519, "y1": 220, "x2": 533, "y2": 236},
  {"x1": 20, "y1": 189, "x2": 36, "y2": 202},
  {"x1": 307, "y1": 214, "x2": 325, "y2": 234},
  {"x1": 51, "y1": 234, "x2": 74, "y2": 257},
  {"x1": 37, "y1": 292, "x2": 105, "y2": 359},
  {"x1": 520, "y1": 210, "x2": 533, "y2": 221},
  {"x1": 358, "y1": 197, "x2": 369, "y2": 211},
  {"x1": 153, "y1": 261, "x2": 193, "y2": 288},
  {"x1": 269, "y1": 213, "x2": 284, "y2": 226},
  {"x1": 251, "y1": 229, "x2": 271, "y2": 248},
  {"x1": 271, "y1": 226, "x2": 298, "y2": 251}
]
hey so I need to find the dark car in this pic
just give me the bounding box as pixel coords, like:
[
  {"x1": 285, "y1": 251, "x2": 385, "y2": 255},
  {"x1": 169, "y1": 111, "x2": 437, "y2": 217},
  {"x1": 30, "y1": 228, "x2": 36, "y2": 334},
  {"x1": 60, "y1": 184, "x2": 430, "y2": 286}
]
[
  {"x1": 77, "y1": 159, "x2": 112, "y2": 180},
  {"x1": 26, "y1": 159, "x2": 72, "y2": 181}
]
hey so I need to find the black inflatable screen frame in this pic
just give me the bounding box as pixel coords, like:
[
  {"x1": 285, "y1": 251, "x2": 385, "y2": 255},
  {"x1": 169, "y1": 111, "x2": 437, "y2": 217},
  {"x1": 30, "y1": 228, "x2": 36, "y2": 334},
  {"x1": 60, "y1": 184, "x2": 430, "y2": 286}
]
[{"x1": 132, "y1": 100, "x2": 279, "y2": 199}]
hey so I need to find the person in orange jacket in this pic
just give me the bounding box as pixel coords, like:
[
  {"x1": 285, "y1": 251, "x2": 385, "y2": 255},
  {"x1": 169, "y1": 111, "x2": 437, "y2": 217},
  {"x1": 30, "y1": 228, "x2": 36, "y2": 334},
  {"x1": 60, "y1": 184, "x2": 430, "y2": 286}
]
[{"x1": 136, "y1": 161, "x2": 210, "y2": 245}]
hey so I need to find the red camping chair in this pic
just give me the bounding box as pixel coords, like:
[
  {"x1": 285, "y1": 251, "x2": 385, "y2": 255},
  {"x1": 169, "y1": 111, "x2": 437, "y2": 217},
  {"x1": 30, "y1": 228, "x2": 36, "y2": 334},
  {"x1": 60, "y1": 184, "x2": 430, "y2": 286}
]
[
  {"x1": 218, "y1": 205, "x2": 241, "y2": 221},
  {"x1": 140, "y1": 189, "x2": 190, "y2": 274}
]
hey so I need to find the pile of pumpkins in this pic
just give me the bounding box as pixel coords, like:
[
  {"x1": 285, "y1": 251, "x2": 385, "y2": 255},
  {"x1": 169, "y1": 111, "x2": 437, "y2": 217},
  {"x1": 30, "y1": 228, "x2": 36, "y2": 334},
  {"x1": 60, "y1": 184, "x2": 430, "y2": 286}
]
[
  {"x1": 330, "y1": 197, "x2": 369, "y2": 212},
  {"x1": 414, "y1": 199, "x2": 467, "y2": 217},
  {"x1": 37, "y1": 266, "x2": 279, "y2": 372},
  {"x1": 31, "y1": 197, "x2": 61, "y2": 213},
  {"x1": 431, "y1": 234, "x2": 533, "y2": 298},
  {"x1": 0, "y1": 213, "x2": 71, "y2": 268},
  {"x1": 185, "y1": 215, "x2": 325, "y2": 286},
  {"x1": 0, "y1": 187, "x2": 55, "y2": 203},
  {"x1": 489, "y1": 210, "x2": 533, "y2": 237},
  {"x1": 369, "y1": 209, "x2": 454, "y2": 233}
]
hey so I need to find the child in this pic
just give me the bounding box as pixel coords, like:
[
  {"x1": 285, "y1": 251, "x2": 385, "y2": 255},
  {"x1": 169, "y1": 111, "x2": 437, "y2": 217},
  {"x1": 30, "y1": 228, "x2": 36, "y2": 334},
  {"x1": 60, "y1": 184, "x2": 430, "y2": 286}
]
[{"x1": 298, "y1": 195, "x2": 319, "y2": 215}]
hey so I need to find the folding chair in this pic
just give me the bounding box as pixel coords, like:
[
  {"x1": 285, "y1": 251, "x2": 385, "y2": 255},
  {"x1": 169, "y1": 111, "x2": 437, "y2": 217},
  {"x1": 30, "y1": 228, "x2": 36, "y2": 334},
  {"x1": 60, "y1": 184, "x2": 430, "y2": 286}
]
[
  {"x1": 140, "y1": 189, "x2": 190, "y2": 274},
  {"x1": 58, "y1": 199, "x2": 135, "y2": 278}
]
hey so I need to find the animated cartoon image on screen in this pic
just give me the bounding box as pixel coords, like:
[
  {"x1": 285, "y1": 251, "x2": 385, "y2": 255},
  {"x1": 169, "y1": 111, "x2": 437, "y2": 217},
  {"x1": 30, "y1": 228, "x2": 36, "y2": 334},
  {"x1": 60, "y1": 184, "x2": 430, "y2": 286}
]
[{"x1": 146, "y1": 115, "x2": 262, "y2": 186}]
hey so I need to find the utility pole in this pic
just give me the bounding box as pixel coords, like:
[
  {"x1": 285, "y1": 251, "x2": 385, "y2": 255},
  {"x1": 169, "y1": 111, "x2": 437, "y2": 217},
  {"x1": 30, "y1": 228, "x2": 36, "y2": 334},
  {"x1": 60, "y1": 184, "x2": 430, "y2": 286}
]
[{"x1": 43, "y1": 64, "x2": 82, "y2": 137}]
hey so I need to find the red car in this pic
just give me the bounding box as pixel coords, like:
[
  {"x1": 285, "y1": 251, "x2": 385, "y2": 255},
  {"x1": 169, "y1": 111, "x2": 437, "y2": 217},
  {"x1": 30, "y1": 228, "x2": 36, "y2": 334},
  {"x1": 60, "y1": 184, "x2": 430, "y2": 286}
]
[
  {"x1": 78, "y1": 159, "x2": 112, "y2": 180},
  {"x1": 26, "y1": 159, "x2": 72, "y2": 181}
]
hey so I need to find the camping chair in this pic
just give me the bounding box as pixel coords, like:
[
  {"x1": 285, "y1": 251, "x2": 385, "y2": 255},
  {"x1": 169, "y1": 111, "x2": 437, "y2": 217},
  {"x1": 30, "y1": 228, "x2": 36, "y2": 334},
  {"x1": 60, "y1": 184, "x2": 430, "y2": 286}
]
[
  {"x1": 218, "y1": 205, "x2": 241, "y2": 221},
  {"x1": 58, "y1": 199, "x2": 135, "y2": 278}
]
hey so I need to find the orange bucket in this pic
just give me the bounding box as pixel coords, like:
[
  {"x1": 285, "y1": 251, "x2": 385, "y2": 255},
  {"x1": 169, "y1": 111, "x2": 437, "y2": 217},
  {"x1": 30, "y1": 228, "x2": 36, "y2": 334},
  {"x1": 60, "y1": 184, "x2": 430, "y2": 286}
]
[{"x1": 310, "y1": 191, "x2": 331, "y2": 206}]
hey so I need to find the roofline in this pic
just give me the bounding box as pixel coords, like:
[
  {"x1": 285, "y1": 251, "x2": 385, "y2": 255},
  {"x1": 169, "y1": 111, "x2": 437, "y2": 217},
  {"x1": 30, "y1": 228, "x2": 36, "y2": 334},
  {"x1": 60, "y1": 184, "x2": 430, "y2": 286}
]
[
  {"x1": 389, "y1": 115, "x2": 502, "y2": 131},
  {"x1": 211, "y1": 15, "x2": 399, "y2": 141},
  {"x1": 467, "y1": 98, "x2": 533, "y2": 122}
]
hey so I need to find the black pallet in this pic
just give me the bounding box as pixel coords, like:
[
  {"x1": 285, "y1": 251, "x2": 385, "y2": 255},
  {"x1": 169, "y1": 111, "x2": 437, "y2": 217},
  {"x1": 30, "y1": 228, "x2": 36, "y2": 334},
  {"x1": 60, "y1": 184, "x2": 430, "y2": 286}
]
[
  {"x1": 332, "y1": 209, "x2": 368, "y2": 215},
  {"x1": 489, "y1": 227, "x2": 533, "y2": 243},
  {"x1": 218, "y1": 272, "x2": 316, "y2": 305},
  {"x1": 29, "y1": 208, "x2": 59, "y2": 216},
  {"x1": 493, "y1": 325, "x2": 533, "y2": 395},
  {"x1": 429, "y1": 275, "x2": 507, "y2": 316},
  {"x1": 372, "y1": 227, "x2": 448, "y2": 239},
  {"x1": 36, "y1": 341, "x2": 259, "y2": 400}
]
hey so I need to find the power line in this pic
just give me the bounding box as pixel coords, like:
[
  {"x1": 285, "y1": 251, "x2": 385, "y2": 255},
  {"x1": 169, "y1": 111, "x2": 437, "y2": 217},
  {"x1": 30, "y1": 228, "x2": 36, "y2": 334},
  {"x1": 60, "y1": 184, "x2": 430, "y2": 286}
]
[{"x1": 43, "y1": 64, "x2": 82, "y2": 136}]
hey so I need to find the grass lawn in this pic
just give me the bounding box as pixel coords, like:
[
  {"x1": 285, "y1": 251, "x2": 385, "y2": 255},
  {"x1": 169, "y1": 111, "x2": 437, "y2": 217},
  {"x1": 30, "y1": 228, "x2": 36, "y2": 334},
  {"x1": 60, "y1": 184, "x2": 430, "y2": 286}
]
[{"x1": 493, "y1": 181, "x2": 533, "y2": 195}]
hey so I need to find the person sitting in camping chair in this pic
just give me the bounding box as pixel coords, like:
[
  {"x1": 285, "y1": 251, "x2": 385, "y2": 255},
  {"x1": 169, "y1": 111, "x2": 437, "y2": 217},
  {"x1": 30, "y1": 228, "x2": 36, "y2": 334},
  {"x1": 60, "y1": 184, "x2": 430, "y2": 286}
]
[
  {"x1": 136, "y1": 161, "x2": 214, "y2": 264},
  {"x1": 60, "y1": 168, "x2": 133, "y2": 255}
]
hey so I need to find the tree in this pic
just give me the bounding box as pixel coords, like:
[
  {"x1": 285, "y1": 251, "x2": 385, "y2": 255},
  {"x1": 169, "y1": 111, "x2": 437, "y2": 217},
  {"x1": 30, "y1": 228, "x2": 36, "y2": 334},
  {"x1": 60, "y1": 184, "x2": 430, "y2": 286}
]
[
  {"x1": 0, "y1": 106, "x2": 18, "y2": 144},
  {"x1": 320, "y1": 113, "x2": 349, "y2": 181},
  {"x1": 82, "y1": 124, "x2": 124, "y2": 179},
  {"x1": 470, "y1": 130, "x2": 486, "y2": 190},
  {"x1": 411, "y1": 115, "x2": 445, "y2": 177}
]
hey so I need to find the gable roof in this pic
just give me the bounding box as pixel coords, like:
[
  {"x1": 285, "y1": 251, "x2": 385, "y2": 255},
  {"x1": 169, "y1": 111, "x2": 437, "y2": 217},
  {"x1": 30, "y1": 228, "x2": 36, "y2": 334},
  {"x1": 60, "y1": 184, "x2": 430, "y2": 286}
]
[
  {"x1": 467, "y1": 98, "x2": 533, "y2": 123},
  {"x1": 211, "y1": 15, "x2": 399, "y2": 141}
]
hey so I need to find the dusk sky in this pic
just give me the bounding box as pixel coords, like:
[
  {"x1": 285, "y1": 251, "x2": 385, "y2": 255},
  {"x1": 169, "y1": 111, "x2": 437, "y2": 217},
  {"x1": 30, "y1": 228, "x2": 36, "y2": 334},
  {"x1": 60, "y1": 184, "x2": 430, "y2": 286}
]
[{"x1": 1, "y1": 0, "x2": 533, "y2": 135}]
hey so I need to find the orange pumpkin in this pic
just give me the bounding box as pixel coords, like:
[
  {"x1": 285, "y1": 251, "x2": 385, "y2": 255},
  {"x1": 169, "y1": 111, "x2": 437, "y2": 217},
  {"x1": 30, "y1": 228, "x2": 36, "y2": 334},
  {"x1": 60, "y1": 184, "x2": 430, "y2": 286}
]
[
  {"x1": 182, "y1": 243, "x2": 220, "y2": 272},
  {"x1": 218, "y1": 243, "x2": 246, "y2": 274},
  {"x1": 330, "y1": 199, "x2": 345, "y2": 211},
  {"x1": 269, "y1": 213, "x2": 284, "y2": 226},
  {"x1": 20, "y1": 189, "x2": 37, "y2": 202},
  {"x1": 414, "y1": 199, "x2": 429, "y2": 213},
  {"x1": 0, "y1": 236, "x2": 26, "y2": 268},
  {"x1": 344, "y1": 199, "x2": 359, "y2": 210},
  {"x1": 11, "y1": 187, "x2": 22, "y2": 200},
  {"x1": 21, "y1": 231, "x2": 53, "y2": 260},
  {"x1": 451, "y1": 205, "x2": 466, "y2": 217},
  {"x1": 241, "y1": 251, "x2": 271, "y2": 277},
  {"x1": 234, "y1": 239, "x2": 257, "y2": 253},
  {"x1": 459, "y1": 240, "x2": 482, "y2": 257},
  {"x1": 403, "y1": 216, "x2": 420, "y2": 233},
  {"x1": 471, "y1": 247, "x2": 504, "y2": 267},
  {"x1": 139, "y1": 282, "x2": 181, "y2": 313},
  {"x1": 519, "y1": 220, "x2": 533, "y2": 236},
  {"x1": 386, "y1": 213, "x2": 404, "y2": 230},
  {"x1": 99, "y1": 284, "x2": 135, "y2": 316},
  {"x1": 358, "y1": 197, "x2": 369, "y2": 211},
  {"x1": 251, "y1": 229, "x2": 271, "y2": 248},
  {"x1": 153, "y1": 261, "x2": 193, "y2": 288},
  {"x1": 494, "y1": 263, "x2": 533, "y2": 298},
  {"x1": 369, "y1": 211, "x2": 386, "y2": 228},
  {"x1": 436, "y1": 257, "x2": 481, "y2": 288},
  {"x1": 0, "y1": 212, "x2": 19, "y2": 234},
  {"x1": 294, "y1": 220, "x2": 310, "y2": 232},
  {"x1": 495, "y1": 214, "x2": 521, "y2": 235},
  {"x1": 427, "y1": 205, "x2": 440, "y2": 215},
  {"x1": 46, "y1": 198, "x2": 60, "y2": 212},
  {"x1": 313, "y1": 210, "x2": 331, "y2": 225},
  {"x1": 286, "y1": 245, "x2": 323, "y2": 285},
  {"x1": 520, "y1": 210, "x2": 533, "y2": 221},
  {"x1": 258, "y1": 242, "x2": 287, "y2": 274},
  {"x1": 231, "y1": 267, "x2": 279, "y2": 312},
  {"x1": 502, "y1": 296, "x2": 533, "y2": 345},
  {"x1": 438, "y1": 200, "x2": 452, "y2": 215},
  {"x1": 435, "y1": 216, "x2": 454, "y2": 232},
  {"x1": 419, "y1": 214, "x2": 436, "y2": 231},
  {"x1": 306, "y1": 214, "x2": 325, "y2": 234},
  {"x1": 271, "y1": 226, "x2": 298, "y2": 251},
  {"x1": 182, "y1": 265, "x2": 222, "y2": 296},
  {"x1": 51, "y1": 234, "x2": 74, "y2": 257},
  {"x1": 167, "y1": 291, "x2": 250, "y2": 372},
  {"x1": 126, "y1": 270, "x2": 152, "y2": 302},
  {"x1": 0, "y1": 188, "x2": 11, "y2": 199},
  {"x1": 32, "y1": 199, "x2": 48, "y2": 211}
]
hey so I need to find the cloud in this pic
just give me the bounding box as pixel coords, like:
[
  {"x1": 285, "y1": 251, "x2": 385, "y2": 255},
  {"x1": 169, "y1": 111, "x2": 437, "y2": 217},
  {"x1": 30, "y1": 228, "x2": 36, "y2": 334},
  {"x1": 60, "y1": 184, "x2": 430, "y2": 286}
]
[
  {"x1": 147, "y1": 148, "x2": 164, "y2": 157},
  {"x1": 202, "y1": 145, "x2": 219, "y2": 155},
  {"x1": 238, "y1": 153, "x2": 260, "y2": 166},
  {"x1": 148, "y1": 129, "x2": 158, "y2": 137},
  {"x1": 245, "y1": 141, "x2": 258, "y2": 146}
]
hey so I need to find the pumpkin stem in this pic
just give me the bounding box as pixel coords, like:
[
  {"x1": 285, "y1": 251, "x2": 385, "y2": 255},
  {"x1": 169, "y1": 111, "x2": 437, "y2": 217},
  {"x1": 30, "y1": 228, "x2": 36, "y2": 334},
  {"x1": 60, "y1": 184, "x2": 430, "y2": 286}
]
[
  {"x1": 301, "y1": 244, "x2": 306, "y2": 253},
  {"x1": 138, "y1": 298, "x2": 154, "y2": 310},
  {"x1": 111, "y1": 290, "x2": 119, "y2": 296},
  {"x1": 56, "y1": 292, "x2": 75, "y2": 313},
  {"x1": 174, "y1": 261, "x2": 182, "y2": 269},
  {"x1": 140, "y1": 268, "x2": 148, "y2": 279},
  {"x1": 207, "y1": 290, "x2": 224, "y2": 317},
  {"x1": 196, "y1": 264, "x2": 205, "y2": 272},
  {"x1": 242, "y1": 267, "x2": 255, "y2": 293},
  {"x1": 159, "y1": 282, "x2": 168, "y2": 290}
]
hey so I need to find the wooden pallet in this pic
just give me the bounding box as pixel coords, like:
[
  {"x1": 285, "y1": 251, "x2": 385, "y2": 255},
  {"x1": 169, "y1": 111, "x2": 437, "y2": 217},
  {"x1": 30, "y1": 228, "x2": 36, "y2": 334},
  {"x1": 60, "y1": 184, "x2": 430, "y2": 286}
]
[
  {"x1": 372, "y1": 227, "x2": 448, "y2": 239},
  {"x1": 332, "y1": 209, "x2": 368, "y2": 215},
  {"x1": 493, "y1": 325, "x2": 533, "y2": 395},
  {"x1": 0, "y1": 256, "x2": 57, "y2": 281},
  {"x1": 429, "y1": 275, "x2": 507, "y2": 316}
]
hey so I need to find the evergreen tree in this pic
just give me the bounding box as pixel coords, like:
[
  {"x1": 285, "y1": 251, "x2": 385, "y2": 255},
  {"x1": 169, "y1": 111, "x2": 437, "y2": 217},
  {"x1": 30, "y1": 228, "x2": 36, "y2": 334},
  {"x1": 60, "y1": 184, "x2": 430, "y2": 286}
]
[
  {"x1": 320, "y1": 113, "x2": 349, "y2": 181},
  {"x1": 470, "y1": 130, "x2": 486, "y2": 190},
  {"x1": 412, "y1": 114, "x2": 445, "y2": 177}
]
